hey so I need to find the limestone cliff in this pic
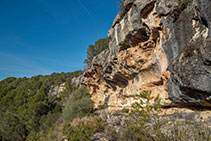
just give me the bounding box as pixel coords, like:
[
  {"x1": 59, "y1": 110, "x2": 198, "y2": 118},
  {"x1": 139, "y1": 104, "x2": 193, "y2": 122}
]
[{"x1": 80, "y1": 0, "x2": 211, "y2": 108}]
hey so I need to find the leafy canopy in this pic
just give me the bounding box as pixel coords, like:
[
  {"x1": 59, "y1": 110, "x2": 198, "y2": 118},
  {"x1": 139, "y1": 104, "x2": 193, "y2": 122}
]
[
  {"x1": 0, "y1": 71, "x2": 82, "y2": 141},
  {"x1": 84, "y1": 38, "x2": 109, "y2": 64}
]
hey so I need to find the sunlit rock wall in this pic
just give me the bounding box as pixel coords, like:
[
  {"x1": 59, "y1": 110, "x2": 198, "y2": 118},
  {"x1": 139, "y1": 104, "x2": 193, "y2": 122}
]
[{"x1": 81, "y1": 0, "x2": 211, "y2": 109}]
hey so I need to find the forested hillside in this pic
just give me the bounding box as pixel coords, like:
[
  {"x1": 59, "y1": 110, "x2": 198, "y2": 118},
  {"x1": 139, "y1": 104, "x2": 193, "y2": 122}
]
[
  {"x1": 0, "y1": 36, "x2": 107, "y2": 141},
  {"x1": 0, "y1": 71, "x2": 82, "y2": 140}
]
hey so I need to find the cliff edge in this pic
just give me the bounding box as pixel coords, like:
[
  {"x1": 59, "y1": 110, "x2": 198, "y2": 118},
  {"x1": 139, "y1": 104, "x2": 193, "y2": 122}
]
[{"x1": 80, "y1": 0, "x2": 211, "y2": 109}]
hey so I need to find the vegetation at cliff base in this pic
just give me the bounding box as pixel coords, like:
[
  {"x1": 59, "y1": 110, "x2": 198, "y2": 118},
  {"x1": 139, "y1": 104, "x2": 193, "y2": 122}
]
[
  {"x1": 62, "y1": 87, "x2": 94, "y2": 122},
  {"x1": 63, "y1": 116, "x2": 104, "y2": 141},
  {"x1": 113, "y1": 92, "x2": 211, "y2": 141}
]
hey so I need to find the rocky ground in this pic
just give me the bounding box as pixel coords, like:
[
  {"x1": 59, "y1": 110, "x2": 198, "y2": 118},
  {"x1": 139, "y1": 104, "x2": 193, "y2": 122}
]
[{"x1": 90, "y1": 107, "x2": 211, "y2": 141}]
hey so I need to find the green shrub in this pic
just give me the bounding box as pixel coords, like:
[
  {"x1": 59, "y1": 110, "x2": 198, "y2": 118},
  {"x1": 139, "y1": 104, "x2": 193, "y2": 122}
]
[
  {"x1": 125, "y1": 91, "x2": 165, "y2": 140},
  {"x1": 119, "y1": 91, "x2": 211, "y2": 141},
  {"x1": 63, "y1": 123, "x2": 93, "y2": 141},
  {"x1": 97, "y1": 103, "x2": 108, "y2": 110},
  {"x1": 62, "y1": 87, "x2": 94, "y2": 122},
  {"x1": 63, "y1": 116, "x2": 104, "y2": 141}
]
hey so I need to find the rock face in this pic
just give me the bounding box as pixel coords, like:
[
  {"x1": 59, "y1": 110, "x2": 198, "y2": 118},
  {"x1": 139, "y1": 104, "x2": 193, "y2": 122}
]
[
  {"x1": 168, "y1": 38, "x2": 211, "y2": 105},
  {"x1": 48, "y1": 83, "x2": 65, "y2": 98},
  {"x1": 81, "y1": 0, "x2": 211, "y2": 108}
]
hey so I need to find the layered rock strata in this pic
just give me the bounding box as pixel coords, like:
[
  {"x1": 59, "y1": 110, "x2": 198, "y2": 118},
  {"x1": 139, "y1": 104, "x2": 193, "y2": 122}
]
[{"x1": 81, "y1": 0, "x2": 211, "y2": 108}]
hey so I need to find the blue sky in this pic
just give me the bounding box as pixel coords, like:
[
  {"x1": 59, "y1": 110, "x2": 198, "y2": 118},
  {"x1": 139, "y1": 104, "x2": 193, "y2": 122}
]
[{"x1": 0, "y1": 0, "x2": 120, "y2": 80}]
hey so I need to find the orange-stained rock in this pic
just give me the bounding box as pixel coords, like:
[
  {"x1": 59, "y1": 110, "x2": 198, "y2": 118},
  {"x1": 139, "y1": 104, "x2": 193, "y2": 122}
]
[
  {"x1": 82, "y1": 1, "x2": 171, "y2": 109},
  {"x1": 77, "y1": 0, "x2": 211, "y2": 109}
]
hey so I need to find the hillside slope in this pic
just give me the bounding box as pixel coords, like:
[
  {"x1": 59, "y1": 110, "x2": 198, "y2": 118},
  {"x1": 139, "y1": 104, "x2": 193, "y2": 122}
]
[{"x1": 0, "y1": 71, "x2": 82, "y2": 140}]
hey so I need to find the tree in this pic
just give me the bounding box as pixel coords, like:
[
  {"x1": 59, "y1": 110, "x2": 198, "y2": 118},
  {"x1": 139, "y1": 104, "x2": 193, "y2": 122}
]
[{"x1": 84, "y1": 38, "x2": 109, "y2": 64}]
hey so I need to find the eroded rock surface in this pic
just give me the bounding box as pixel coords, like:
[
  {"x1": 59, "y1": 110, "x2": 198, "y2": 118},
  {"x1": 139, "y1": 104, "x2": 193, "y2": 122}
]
[
  {"x1": 48, "y1": 83, "x2": 65, "y2": 98},
  {"x1": 80, "y1": 0, "x2": 211, "y2": 108},
  {"x1": 168, "y1": 38, "x2": 211, "y2": 105}
]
